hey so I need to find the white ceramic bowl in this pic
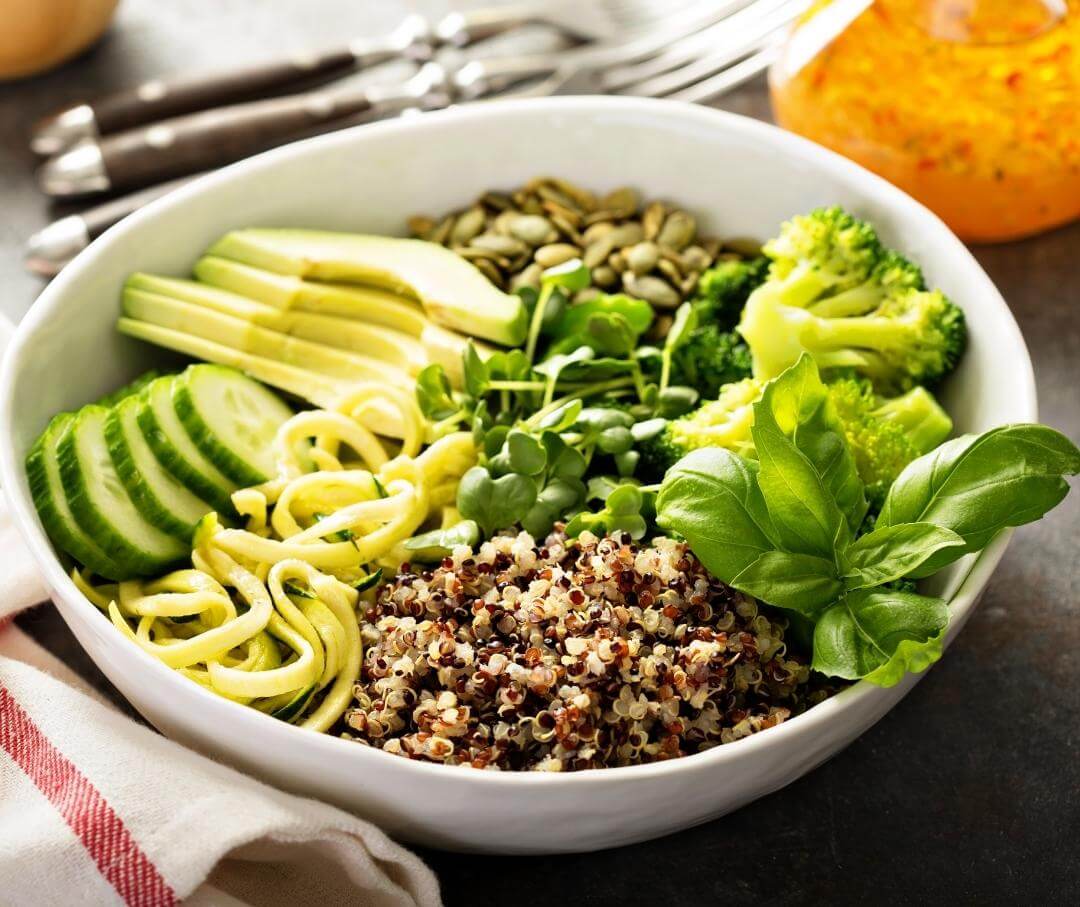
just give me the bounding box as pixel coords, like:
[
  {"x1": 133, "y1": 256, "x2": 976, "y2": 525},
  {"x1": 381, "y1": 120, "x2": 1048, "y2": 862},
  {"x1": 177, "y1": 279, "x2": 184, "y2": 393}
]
[{"x1": 0, "y1": 98, "x2": 1035, "y2": 854}]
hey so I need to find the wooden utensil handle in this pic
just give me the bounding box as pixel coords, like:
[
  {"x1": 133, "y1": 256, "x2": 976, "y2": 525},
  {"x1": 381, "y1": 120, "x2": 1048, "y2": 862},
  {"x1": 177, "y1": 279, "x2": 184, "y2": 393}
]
[
  {"x1": 98, "y1": 91, "x2": 370, "y2": 191},
  {"x1": 92, "y1": 49, "x2": 358, "y2": 133}
]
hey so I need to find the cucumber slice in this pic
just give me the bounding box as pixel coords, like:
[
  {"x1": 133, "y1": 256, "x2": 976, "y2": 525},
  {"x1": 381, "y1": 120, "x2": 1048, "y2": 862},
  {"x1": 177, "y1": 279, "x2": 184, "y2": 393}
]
[
  {"x1": 26, "y1": 413, "x2": 126, "y2": 580},
  {"x1": 173, "y1": 364, "x2": 293, "y2": 486},
  {"x1": 58, "y1": 406, "x2": 187, "y2": 577},
  {"x1": 106, "y1": 395, "x2": 214, "y2": 541},
  {"x1": 138, "y1": 376, "x2": 238, "y2": 517},
  {"x1": 94, "y1": 369, "x2": 163, "y2": 408}
]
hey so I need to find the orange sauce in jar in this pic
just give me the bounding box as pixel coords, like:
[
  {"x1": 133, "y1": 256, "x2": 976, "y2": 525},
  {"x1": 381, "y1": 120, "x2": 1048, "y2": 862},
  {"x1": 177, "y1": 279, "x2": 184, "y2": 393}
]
[{"x1": 770, "y1": 0, "x2": 1080, "y2": 242}]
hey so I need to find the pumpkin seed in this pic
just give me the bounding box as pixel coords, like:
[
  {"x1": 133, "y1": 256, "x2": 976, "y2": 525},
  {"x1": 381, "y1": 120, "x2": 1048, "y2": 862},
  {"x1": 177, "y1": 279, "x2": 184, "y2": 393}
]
[
  {"x1": 645, "y1": 313, "x2": 674, "y2": 343},
  {"x1": 656, "y1": 211, "x2": 696, "y2": 251},
  {"x1": 534, "y1": 243, "x2": 580, "y2": 269},
  {"x1": 582, "y1": 221, "x2": 615, "y2": 245},
  {"x1": 450, "y1": 207, "x2": 486, "y2": 245},
  {"x1": 537, "y1": 184, "x2": 581, "y2": 213},
  {"x1": 681, "y1": 244, "x2": 712, "y2": 272},
  {"x1": 681, "y1": 274, "x2": 701, "y2": 296},
  {"x1": 599, "y1": 186, "x2": 639, "y2": 218},
  {"x1": 548, "y1": 211, "x2": 583, "y2": 245},
  {"x1": 724, "y1": 237, "x2": 763, "y2": 257},
  {"x1": 625, "y1": 241, "x2": 660, "y2": 275},
  {"x1": 455, "y1": 246, "x2": 511, "y2": 269},
  {"x1": 509, "y1": 214, "x2": 557, "y2": 246},
  {"x1": 428, "y1": 215, "x2": 455, "y2": 246},
  {"x1": 642, "y1": 201, "x2": 667, "y2": 241},
  {"x1": 480, "y1": 191, "x2": 513, "y2": 212},
  {"x1": 699, "y1": 237, "x2": 723, "y2": 259},
  {"x1": 510, "y1": 263, "x2": 543, "y2": 292},
  {"x1": 471, "y1": 233, "x2": 527, "y2": 256},
  {"x1": 607, "y1": 251, "x2": 627, "y2": 272},
  {"x1": 592, "y1": 265, "x2": 618, "y2": 288},
  {"x1": 407, "y1": 215, "x2": 435, "y2": 239},
  {"x1": 474, "y1": 257, "x2": 506, "y2": 288},
  {"x1": 574, "y1": 287, "x2": 602, "y2": 304},
  {"x1": 583, "y1": 236, "x2": 615, "y2": 269},
  {"x1": 551, "y1": 178, "x2": 596, "y2": 212},
  {"x1": 623, "y1": 274, "x2": 680, "y2": 309},
  {"x1": 608, "y1": 222, "x2": 645, "y2": 249},
  {"x1": 492, "y1": 211, "x2": 517, "y2": 236}
]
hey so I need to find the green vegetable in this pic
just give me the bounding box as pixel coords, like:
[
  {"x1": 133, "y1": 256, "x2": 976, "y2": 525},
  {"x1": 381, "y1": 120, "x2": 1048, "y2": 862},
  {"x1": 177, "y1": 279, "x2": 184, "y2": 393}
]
[
  {"x1": 457, "y1": 466, "x2": 538, "y2": 537},
  {"x1": 877, "y1": 424, "x2": 1080, "y2": 576},
  {"x1": 404, "y1": 520, "x2": 481, "y2": 562},
  {"x1": 525, "y1": 259, "x2": 590, "y2": 362},
  {"x1": 656, "y1": 354, "x2": 1079, "y2": 686},
  {"x1": 737, "y1": 207, "x2": 966, "y2": 392},
  {"x1": 666, "y1": 326, "x2": 753, "y2": 400},
  {"x1": 565, "y1": 484, "x2": 651, "y2": 541},
  {"x1": 693, "y1": 257, "x2": 768, "y2": 329},
  {"x1": 638, "y1": 370, "x2": 952, "y2": 508},
  {"x1": 547, "y1": 293, "x2": 653, "y2": 358}
]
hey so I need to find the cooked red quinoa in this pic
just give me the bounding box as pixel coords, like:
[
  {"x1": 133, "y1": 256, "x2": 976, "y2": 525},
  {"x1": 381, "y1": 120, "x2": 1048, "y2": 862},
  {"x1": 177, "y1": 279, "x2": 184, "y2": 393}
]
[{"x1": 344, "y1": 531, "x2": 828, "y2": 771}]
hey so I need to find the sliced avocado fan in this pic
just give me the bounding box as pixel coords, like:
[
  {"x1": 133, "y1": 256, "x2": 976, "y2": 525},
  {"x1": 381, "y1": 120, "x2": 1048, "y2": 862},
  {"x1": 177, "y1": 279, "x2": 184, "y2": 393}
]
[{"x1": 207, "y1": 229, "x2": 528, "y2": 347}]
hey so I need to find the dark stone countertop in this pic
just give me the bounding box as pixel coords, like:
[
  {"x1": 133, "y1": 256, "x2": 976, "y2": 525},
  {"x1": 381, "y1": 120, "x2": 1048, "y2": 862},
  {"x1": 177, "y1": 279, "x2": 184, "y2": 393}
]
[{"x1": 3, "y1": 2, "x2": 1077, "y2": 903}]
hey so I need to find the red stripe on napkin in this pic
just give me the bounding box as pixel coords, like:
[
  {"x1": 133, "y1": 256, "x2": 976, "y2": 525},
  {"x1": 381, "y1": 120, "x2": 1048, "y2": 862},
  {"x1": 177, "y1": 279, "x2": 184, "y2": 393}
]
[{"x1": 0, "y1": 686, "x2": 177, "y2": 907}]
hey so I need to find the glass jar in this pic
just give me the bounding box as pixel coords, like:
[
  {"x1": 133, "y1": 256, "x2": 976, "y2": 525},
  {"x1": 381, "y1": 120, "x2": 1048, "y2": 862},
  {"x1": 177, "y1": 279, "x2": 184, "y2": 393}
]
[{"x1": 769, "y1": 0, "x2": 1079, "y2": 242}]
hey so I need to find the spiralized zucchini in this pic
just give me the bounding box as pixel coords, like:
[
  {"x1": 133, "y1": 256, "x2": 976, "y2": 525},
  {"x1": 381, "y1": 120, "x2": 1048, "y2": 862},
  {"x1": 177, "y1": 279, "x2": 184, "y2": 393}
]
[{"x1": 77, "y1": 382, "x2": 475, "y2": 730}]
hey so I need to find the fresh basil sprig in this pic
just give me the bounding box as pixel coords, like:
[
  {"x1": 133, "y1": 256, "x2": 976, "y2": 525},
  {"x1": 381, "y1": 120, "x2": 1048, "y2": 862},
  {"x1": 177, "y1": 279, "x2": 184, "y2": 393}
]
[{"x1": 656, "y1": 354, "x2": 1080, "y2": 686}]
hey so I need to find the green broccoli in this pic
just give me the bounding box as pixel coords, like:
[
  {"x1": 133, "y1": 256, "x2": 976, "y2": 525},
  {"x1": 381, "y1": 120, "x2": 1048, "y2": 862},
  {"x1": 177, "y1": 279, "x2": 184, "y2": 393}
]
[
  {"x1": 653, "y1": 257, "x2": 763, "y2": 398},
  {"x1": 826, "y1": 377, "x2": 952, "y2": 507},
  {"x1": 638, "y1": 378, "x2": 762, "y2": 478},
  {"x1": 693, "y1": 256, "x2": 768, "y2": 329},
  {"x1": 638, "y1": 374, "x2": 952, "y2": 507},
  {"x1": 667, "y1": 326, "x2": 753, "y2": 399},
  {"x1": 737, "y1": 207, "x2": 965, "y2": 392}
]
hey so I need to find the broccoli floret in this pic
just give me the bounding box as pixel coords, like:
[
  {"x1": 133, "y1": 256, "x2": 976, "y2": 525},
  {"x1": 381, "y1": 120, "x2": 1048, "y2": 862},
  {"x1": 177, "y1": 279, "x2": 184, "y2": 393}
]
[
  {"x1": 693, "y1": 257, "x2": 768, "y2": 329},
  {"x1": 638, "y1": 378, "x2": 762, "y2": 478},
  {"x1": 668, "y1": 326, "x2": 753, "y2": 399},
  {"x1": 737, "y1": 207, "x2": 965, "y2": 392},
  {"x1": 827, "y1": 377, "x2": 951, "y2": 508},
  {"x1": 637, "y1": 373, "x2": 952, "y2": 503}
]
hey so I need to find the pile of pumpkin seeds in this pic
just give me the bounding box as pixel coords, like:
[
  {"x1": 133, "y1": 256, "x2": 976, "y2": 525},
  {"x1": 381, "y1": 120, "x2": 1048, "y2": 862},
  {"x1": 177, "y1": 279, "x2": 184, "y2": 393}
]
[{"x1": 408, "y1": 177, "x2": 759, "y2": 332}]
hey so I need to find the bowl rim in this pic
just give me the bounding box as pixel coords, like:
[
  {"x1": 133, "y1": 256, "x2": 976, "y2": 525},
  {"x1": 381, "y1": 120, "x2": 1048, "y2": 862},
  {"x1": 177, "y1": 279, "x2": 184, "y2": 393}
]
[{"x1": 0, "y1": 96, "x2": 1037, "y2": 788}]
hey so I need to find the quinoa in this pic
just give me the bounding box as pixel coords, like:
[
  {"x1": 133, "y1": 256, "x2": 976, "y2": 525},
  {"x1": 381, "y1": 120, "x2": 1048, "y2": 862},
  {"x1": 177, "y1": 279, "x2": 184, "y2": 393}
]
[{"x1": 344, "y1": 531, "x2": 830, "y2": 771}]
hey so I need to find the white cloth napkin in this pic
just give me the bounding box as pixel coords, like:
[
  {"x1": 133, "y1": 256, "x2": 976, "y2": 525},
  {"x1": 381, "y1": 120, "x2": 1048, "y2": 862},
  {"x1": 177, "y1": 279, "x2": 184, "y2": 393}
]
[{"x1": 0, "y1": 315, "x2": 440, "y2": 906}]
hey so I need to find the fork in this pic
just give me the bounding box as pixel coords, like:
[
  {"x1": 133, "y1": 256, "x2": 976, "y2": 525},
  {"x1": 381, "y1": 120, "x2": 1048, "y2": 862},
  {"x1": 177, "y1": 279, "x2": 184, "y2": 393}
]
[
  {"x1": 36, "y1": 0, "x2": 747, "y2": 198},
  {"x1": 29, "y1": 0, "x2": 687, "y2": 157}
]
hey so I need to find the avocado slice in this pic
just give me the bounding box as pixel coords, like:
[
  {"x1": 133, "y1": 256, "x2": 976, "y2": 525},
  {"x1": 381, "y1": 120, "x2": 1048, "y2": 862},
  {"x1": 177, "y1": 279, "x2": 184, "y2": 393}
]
[
  {"x1": 116, "y1": 319, "x2": 408, "y2": 438},
  {"x1": 125, "y1": 274, "x2": 428, "y2": 375},
  {"x1": 206, "y1": 229, "x2": 528, "y2": 347},
  {"x1": 193, "y1": 256, "x2": 429, "y2": 336},
  {"x1": 122, "y1": 288, "x2": 414, "y2": 388}
]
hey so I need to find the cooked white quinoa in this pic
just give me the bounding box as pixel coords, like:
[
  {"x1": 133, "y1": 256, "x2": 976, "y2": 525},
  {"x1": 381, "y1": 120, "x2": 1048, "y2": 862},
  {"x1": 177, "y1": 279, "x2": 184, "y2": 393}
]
[{"x1": 345, "y1": 531, "x2": 827, "y2": 771}]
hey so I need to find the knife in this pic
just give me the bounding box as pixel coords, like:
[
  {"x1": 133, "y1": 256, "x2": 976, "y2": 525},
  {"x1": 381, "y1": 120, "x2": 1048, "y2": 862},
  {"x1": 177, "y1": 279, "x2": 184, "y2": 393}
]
[
  {"x1": 36, "y1": 63, "x2": 453, "y2": 198},
  {"x1": 25, "y1": 175, "x2": 200, "y2": 277},
  {"x1": 28, "y1": 1, "x2": 603, "y2": 156}
]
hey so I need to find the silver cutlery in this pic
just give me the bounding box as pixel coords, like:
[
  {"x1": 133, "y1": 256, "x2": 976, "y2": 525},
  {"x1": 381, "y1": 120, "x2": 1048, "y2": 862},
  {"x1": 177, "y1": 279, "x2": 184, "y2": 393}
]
[
  {"x1": 29, "y1": 0, "x2": 680, "y2": 157},
  {"x1": 27, "y1": 0, "x2": 806, "y2": 271}
]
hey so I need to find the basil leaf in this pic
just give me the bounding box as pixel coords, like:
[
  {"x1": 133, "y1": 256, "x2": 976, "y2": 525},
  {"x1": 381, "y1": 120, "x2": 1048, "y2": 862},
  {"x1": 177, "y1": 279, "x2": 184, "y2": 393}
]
[
  {"x1": 842, "y1": 523, "x2": 965, "y2": 590},
  {"x1": 656, "y1": 448, "x2": 777, "y2": 582},
  {"x1": 404, "y1": 520, "x2": 481, "y2": 562},
  {"x1": 457, "y1": 467, "x2": 538, "y2": 536},
  {"x1": 731, "y1": 551, "x2": 843, "y2": 616},
  {"x1": 415, "y1": 364, "x2": 458, "y2": 421},
  {"x1": 811, "y1": 589, "x2": 947, "y2": 686},
  {"x1": 878, "y1": 424, "x2": 1080, "y2": 577},
  {"x1": 756, "y1": 355, "x2": 867, "y2": 536},
  {"x1": 752, "y1": 421, "x2": 843, "y2": 559}
]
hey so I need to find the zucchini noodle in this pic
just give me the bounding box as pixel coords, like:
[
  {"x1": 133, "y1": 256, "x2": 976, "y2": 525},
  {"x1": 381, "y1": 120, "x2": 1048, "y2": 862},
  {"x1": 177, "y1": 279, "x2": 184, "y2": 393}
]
[{"x1": 78, "y1": 382, "x2": 476, "y2": 731}]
